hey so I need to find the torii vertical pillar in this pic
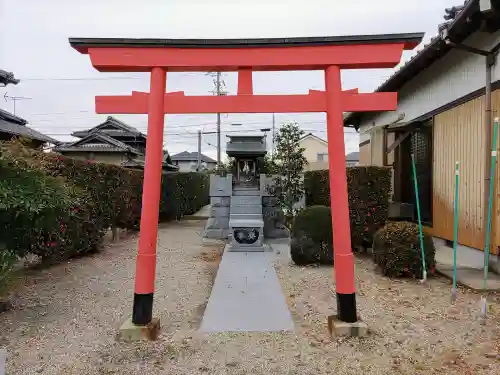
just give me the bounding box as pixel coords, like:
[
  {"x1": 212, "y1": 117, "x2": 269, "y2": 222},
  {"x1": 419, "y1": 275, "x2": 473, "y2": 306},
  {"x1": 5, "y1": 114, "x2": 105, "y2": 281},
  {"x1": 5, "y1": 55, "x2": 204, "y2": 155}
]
[
  {"x1": 325, "y1": 65, "x2": 357, "y2": 322},
  {"x1": 132, "y1": 67, "x2": 166, "y2": 325}
]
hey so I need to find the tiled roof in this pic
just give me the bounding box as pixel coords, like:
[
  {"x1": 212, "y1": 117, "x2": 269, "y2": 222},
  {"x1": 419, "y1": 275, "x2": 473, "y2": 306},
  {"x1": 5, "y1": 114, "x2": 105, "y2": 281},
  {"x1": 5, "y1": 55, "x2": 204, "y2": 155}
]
[
  {"x1": 344, "y1": 0, "x2": 483, "y2": 128},
  {"x1": 171, "y1": 151, "x2": 217, "y2": 163},
  {"x1": 0, "y1": 108, "x2": 59, "y2": 144},
  {"x1": 0, "y1": 69, "x2": 19, "y2": 86},
  {"x1": 121, "y1": 158, "x2": 179, "y2": 172},
  {"x1": 71, "y1": 116, "x2": 145, "y2": 138},
  {"x1": 54, "y1": 131, "x2": 141, "y2": 154},
  {"x1": 346, "y1": 151, "x2": 360, "y2": 162},
  {"x1": 299, "y1": 132, "x2": 327, "y2": 144}
]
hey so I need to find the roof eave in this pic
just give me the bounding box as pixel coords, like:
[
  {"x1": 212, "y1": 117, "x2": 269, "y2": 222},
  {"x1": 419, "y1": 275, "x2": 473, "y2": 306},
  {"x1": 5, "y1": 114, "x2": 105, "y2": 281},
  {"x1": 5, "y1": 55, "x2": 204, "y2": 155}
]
[
  {"x1": 0, "y1": 128, "x2": 60, "y2": 145},
  {"x1": 0, "y1": 70, "x2": 20, "y2": 86},
  {"x1": 344, "y1": 0, "x2": 480, "y2": 128}
]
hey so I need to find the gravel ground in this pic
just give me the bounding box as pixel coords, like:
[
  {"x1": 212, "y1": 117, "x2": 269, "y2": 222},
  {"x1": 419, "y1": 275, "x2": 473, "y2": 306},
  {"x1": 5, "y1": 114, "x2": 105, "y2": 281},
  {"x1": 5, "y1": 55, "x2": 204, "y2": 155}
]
[{"x1": 1, "y1": 221, "x2": 500, "y2": 374}]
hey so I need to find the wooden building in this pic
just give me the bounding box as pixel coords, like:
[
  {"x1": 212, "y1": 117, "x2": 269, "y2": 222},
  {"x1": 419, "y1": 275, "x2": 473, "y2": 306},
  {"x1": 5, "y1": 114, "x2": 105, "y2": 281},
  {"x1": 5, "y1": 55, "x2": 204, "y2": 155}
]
[{"x1": 345, "y1": 0, "x2": 500, "y2": 269}]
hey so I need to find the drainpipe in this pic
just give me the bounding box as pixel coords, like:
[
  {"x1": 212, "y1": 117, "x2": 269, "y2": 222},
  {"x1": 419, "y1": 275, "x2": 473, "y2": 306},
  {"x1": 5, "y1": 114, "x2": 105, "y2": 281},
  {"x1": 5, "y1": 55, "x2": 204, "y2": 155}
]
[{"x1": 443, "y1": 39, "x2": 500, "y2": 253}]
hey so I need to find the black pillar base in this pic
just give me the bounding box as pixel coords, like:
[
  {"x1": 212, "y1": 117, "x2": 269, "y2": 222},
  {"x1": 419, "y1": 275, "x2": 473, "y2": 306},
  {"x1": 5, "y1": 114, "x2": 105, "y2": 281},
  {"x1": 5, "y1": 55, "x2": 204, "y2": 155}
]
[
  {"x1": 336, "y1": 292, "x2": 357, "y2": 323},
  {"x1": 132, "y1": 293, "x2": 154, "y2": 325}
]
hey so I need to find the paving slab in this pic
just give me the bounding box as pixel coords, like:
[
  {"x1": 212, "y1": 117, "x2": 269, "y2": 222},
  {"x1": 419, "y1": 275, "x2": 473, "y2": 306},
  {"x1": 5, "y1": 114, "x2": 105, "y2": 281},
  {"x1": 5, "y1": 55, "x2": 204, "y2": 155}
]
[
  {"x1": 200, "y1": 246, "x2": 294, "y2": 332},
  {"x1": 184, "y1": 205, "x2": 211, "y2": 220},
  {"x1": 437, "y1": 263, "x2": 500, "y2": 291}
]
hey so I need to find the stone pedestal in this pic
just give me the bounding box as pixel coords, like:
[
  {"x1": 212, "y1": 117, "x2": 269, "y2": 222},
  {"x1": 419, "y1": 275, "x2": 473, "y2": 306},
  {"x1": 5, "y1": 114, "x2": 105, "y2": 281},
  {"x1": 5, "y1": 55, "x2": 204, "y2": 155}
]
[
  {"x1": 117, "y1": 317, "x2": 161, "y2": 341},
  {"x1": 203, "y1": 175, "x2": 232, "y2": 240},
  {"x1": 327, "y1": 315, "x2": 368, "y2": 337},
  {"x1": 228, "y1": 218, "x2": 266, "y2": 252}
]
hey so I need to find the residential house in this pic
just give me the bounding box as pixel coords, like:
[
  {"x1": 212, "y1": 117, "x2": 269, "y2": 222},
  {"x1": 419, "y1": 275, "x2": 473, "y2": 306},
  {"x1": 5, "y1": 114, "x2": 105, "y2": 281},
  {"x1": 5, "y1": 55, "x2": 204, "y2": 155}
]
[
  {"x1": 171, "y1": 151, "x2": 217, "y2": 172},
  {"x1": 54, "y1": 116, "x2": 178, "y2": 172},
  {"x1": 0, "y1": 108, "x2": 59, "y2": 148},
  {"x1": 344, "y1": 0, "x2": 500, "y2": 269},
  {"x1": 345, "y1": 152, "x2": 360, "y2": 167},
  {"x1": 299, "y1": 132, "x2": 360, "y2": 171},
  {"x1": 0, "y1": 69, "x2": 59, "y2": 148}
]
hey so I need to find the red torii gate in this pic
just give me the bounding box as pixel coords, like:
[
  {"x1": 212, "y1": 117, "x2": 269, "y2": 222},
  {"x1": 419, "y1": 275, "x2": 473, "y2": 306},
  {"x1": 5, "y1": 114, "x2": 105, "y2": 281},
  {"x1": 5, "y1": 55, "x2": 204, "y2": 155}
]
[{"x1": 70, "y1": 34, "x2": 422, "y2": 328}]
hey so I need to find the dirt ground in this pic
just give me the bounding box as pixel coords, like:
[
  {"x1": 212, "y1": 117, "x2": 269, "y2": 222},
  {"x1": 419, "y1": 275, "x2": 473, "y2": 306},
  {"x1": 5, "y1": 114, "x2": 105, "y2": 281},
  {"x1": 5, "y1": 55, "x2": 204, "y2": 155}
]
[{"x1": 1, "y1": 220, "x2": 500, "y2": 375}]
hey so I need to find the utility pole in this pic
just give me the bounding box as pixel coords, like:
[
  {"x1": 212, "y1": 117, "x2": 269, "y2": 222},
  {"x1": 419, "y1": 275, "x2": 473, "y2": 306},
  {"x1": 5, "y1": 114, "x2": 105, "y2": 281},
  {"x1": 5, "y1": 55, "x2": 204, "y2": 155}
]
[
  {"x1": 216, "y1": 72, "x2": 221, "y2": 170},
  {"x1": 271, "y1": 113, "x2": 276, "y2": 157},
  {"x1": 197, "y1": 130, "x2": 202, "y2": 171},
  {"x1": 206, "y1": 72, "x2": 226, "y2": 172}
]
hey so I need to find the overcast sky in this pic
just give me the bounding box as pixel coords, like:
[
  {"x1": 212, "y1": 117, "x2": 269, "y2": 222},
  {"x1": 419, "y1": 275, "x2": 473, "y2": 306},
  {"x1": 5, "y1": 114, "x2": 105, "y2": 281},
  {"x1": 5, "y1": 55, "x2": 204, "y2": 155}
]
[{"x1": 0, "y1": 0, "x2": 458, "y2": 159}]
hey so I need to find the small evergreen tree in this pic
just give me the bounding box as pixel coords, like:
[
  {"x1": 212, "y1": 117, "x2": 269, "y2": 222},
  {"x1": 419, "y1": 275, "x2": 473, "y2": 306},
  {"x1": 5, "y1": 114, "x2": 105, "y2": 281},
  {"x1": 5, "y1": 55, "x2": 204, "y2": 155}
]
[{"x1": 267, "y1": 122, "x2": 307, "y2": 229}]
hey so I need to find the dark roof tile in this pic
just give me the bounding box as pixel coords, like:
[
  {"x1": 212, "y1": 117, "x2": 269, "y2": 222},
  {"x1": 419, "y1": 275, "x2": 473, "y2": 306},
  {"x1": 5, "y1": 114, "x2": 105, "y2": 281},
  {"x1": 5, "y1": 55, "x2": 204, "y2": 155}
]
[
  {"x1": 0, "y1": 69, "x2": 19, "y2": 86},
  {"x1": 0, "y1": 108, "x2": 59, "y2": 144},
  {"x1": 171, "y1": 151, "x2": 217, "y2": 163}
]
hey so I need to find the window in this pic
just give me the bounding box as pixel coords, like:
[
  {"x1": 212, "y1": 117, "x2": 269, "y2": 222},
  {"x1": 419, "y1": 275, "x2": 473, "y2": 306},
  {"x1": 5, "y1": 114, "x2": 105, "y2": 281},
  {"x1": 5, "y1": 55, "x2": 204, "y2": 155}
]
[
  {"x1": 399, "y1": 121, "x2": 433, "y2": 226},
  {"x1": 317, "y1": 152, "x2": 328, "y2": 161}
]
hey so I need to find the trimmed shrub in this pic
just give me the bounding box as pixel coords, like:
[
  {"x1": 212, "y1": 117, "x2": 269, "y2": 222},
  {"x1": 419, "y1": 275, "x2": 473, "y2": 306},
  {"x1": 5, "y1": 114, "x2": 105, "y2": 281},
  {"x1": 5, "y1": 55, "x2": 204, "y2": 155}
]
[
  {"x1": 290, "y1": 205, "x2": 333, "y2": 265},
  {"x1": 373, "y1": 221, "x2": 435, "y2": 278},
  {"x1": 304, "y1": 167, "x2": 391, "y2": 249}
]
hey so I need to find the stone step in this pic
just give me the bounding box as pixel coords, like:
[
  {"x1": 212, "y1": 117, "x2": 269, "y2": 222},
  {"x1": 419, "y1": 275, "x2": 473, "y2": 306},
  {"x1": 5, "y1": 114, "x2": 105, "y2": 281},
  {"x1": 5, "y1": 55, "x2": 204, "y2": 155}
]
[
  {"x1": 230, "y1": 195, "x2": 261, "y2": 205},
  {"x1": 226, "y1": 244, "x2": 270, "y2": 252},
  {"x1": 229, "y1": 214, "x2": 263, "y2": 223},
  {"x1": 233, "y1": 190, "x2": 260, "y2": 196},
  {"x1": 230, "y1": 205, "x2": 262, "y2": 214},
  {"x1": 229, "y1": 217, "x2": 264, "y2": 229}
]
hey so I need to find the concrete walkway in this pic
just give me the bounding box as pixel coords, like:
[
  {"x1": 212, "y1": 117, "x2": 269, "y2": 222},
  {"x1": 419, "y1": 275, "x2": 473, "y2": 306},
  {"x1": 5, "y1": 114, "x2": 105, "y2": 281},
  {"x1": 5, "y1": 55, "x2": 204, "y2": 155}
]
[
  {"x1": 184, "y1": 204, "x2": 211, "y2": 220},
  {"x1": 435, "y1": 244, "x2": 500, "y2": 291},
  {"x1": 200, "y1": 246, "x2": 294, "y2": 332}
]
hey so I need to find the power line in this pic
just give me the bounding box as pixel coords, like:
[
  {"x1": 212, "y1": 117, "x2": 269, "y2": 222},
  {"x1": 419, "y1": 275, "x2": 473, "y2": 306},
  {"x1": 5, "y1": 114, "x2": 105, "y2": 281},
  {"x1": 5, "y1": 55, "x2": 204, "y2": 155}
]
[
  {"x1": 35, "y1": 119, "x2": 359, "y2": 133},
  {"x1": 40, "y1": 127, "x2": 358, "y2": 137},
  {"x1": 29, "y1": 117, "x2": 355, "y2": 133},
  {"x1": 17, "y1": 72, "x2": 200, "y2": 82},
  {"x1": 33, "y1": 121, "x2": 360, "y2": 135}
]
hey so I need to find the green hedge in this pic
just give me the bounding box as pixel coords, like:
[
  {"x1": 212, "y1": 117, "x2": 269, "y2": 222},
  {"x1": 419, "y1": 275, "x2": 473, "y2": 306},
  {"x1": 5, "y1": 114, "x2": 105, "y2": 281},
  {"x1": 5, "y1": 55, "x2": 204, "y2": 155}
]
[
  {"x1": 304, "y1": 167, "x2": 391, "y2": 249},
  {"x1": 0, "y1": 141, "x2": 209, "y2": 264},
  {"x1": 0, "y1": 147, "x2": 102, "y2": 262},
  {"x1": 160, "y1": 172, "x2": 210, "y2": 221}
]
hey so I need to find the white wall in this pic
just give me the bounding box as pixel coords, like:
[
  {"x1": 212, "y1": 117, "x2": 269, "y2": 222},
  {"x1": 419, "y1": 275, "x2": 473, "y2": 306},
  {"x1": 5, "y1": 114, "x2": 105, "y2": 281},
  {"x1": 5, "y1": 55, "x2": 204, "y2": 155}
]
[
  {"x1": 175, "y1": 160, "x2": 217, "y2": 172},
  {"x1": 359, "y1": 29, "x2": 500, "y2": 134},
  {"x1": 298, "y1": 136, "x2": 329, "y2": 164}
]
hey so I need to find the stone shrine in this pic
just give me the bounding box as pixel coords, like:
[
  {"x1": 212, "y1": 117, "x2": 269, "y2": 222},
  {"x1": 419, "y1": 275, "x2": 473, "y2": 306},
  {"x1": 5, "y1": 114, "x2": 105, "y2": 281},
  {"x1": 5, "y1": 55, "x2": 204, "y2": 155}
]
[{"x1": 203, "y1": 134, "x2": 288, "y2": 250}]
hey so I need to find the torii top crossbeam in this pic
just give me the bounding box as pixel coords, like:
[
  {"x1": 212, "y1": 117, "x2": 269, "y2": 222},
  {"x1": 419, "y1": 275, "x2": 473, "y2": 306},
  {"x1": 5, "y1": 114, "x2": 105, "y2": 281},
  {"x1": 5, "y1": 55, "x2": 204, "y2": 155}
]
[{"x1": 70, "y1": 34, "x2": 423, "y2": 116}]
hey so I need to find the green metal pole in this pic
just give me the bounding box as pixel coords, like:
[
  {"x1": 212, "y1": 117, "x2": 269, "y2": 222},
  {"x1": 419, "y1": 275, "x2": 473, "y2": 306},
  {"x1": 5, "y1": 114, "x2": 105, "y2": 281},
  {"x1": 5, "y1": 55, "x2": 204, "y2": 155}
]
[
  {"x1": 411, "y1": 153, "x2": 427, "y2": 282},
  {"x1": 451, "y1": 161, "x2": 460, "y2": 303},
  {"x1": 481, "y1": 117, "x2": 499, "y2": 318}
]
